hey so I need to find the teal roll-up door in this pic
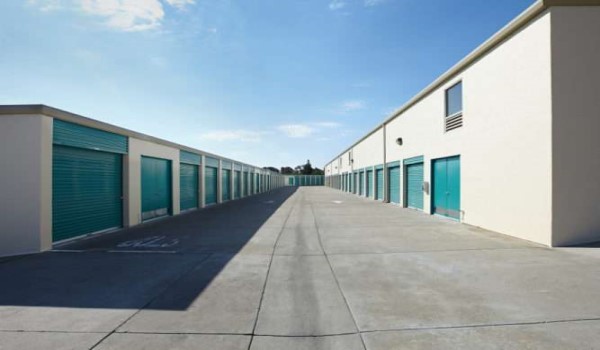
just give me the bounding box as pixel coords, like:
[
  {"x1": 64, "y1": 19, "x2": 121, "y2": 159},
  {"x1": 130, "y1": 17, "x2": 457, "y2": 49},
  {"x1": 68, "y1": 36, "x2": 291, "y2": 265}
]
[
  {"x1": 234, "y1": 171, "x2": 241, "y2": 199},
  {"x1": 346, "y1": 174, "x2": 350, "y2": 192},
  {"x1": 376, "y1": 169, "x2": 384, "y2": 200},
  {"x1": 222, "y1": 169, "x2": 231, "y2": 201},
  {"x1": 179, "y1": 163, "x2": 199, "y2": 211},
  {"x1": 388, "y1": 166, "x2": 401, "y2": 204},
  {"x1": 433, "y1": 156, "x2": 461, "y2": 220},
  {"x1": 205, "y1": 166, "x2": 218, "y2": 205},
  {"x1": 359, "y1": 172, "x2": 364, "y2": 196},
  {"x1": 366, "y1": 170, "x2": 373, "y2": 198},
  {"x1": 53, "y1": 145, "x2": 123, "y2": 242},
  {"x1": 406, "y1": 162, "x2": 424, "y2": 210},
  {"x1": 141, "y1": 157, "x2": 172, "y2": 221},
  {"x1": 243, "y1": 172, "x2": 249, "y2": 196},
  {"x1": 288, "y1": 177, "x2": 294, "y2": 186}
]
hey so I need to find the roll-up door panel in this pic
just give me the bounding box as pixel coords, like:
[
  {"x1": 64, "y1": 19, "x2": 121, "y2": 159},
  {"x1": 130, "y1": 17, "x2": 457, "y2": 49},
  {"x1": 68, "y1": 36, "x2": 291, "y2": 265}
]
[
  {"x1": 222, "y1": 169, "x2": 231, "y2": 201},
  {"x1": 406, "y1": 163, "x2": 424, "y2": 210},
  {"x1": 376, "y1": 169, "x2": 384, "y2": 200},
  {"x1": 389, "y1": 166, "x2": 401, "y2": 204},
  {"x1": 234, "y1": 171, "x2": 241, "y2": 199},
  {"x1": 180, "y1": 163, "x2": 199, "y2": 211},
  {"x1": 53, "y1": 145, "x2": 123, "y2": 242},
  {"x1": 141, "y1": 157, "x2": 172, "y2": 221},
  {"x1": 366, "y1": 170, "x2": 373, "y2": 198},
  {"x1": 205, "y1": 166, "x2": 218, "y2": 205}
]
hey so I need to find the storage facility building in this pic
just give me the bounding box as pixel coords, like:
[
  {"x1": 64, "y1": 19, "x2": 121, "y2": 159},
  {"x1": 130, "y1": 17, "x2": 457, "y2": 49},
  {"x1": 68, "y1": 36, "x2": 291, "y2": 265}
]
[
  {"x1": 324, "y1": 0, "x2": 600, "y2": 247},
  {"x1": 0, "y1": 105, "x2": 285, "y2": 257}
]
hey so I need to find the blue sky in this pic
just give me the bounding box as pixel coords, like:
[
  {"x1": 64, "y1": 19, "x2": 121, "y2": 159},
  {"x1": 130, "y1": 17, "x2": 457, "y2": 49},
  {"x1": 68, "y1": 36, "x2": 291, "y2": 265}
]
[{"x1": 1, "y1": 0, "x2": 534, "y2": 169}]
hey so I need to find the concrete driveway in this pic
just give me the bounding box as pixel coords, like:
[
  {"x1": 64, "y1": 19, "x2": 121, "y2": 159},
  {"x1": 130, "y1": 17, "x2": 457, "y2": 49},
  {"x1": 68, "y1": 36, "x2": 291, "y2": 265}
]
[{"x1": 1, "y1": 187, "x2": 600, "y2": 349}]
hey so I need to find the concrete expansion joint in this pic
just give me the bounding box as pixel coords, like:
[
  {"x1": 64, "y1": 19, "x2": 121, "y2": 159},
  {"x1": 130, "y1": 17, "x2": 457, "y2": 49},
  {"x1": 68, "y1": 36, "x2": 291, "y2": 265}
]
[
  {"x1": 323, "y1": 246, "x2": 548, "y2": 256},
  {"x1": 308, "y1": 203, "x2": 368, "y2": 350},
  {"x1": 0, "y1": 330, "x2": 108, "y2": 334},
  {"x1": 246, "y1": 194, "x2": 301, "y2": 350},
  {"x1": 88, "y1": 252, "x2": 216, "y2": 350},
  {"x1": 359, "y1": 317, "x2": 600, "y2": 334}
]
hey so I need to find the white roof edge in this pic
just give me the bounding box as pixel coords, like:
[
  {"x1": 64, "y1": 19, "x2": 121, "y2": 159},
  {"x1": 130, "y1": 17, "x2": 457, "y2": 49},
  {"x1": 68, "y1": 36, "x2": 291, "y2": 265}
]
[
  {"x1": 0, "y1": 104, "x2": 276, "y2": 174},
  {"x1": 324, "y1": 0, "x2": 547, "y2": 168}
]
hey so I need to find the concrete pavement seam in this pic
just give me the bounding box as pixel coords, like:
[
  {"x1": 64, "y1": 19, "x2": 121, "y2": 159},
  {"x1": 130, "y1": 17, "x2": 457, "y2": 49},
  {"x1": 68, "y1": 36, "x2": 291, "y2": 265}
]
[
  {"x1": 322, "y1": 246, "x2": 548, "y2": 256},
  {"x1": 309, "y1": 203, "x2": 368, "y2": 350},
  {"x1": 87, "y1": 253, "x2": 215, "y2": 350},
  {"x1": 358, "y1": 317, "x2": 600, "y2": 334},
  {"x1": 246, "y1": 193, "x2": 300, "y2": 350}
]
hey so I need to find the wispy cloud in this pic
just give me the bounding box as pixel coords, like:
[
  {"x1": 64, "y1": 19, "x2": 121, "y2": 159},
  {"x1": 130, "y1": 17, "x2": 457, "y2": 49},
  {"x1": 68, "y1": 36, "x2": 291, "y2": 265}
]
[
  {"x1": 314, "y1": 121, "x2": 341, "y2": 128},
  {"x1": 165, "y1": 0, "x2": 194, "y2": 10},
  {"x1": 200, "y1": 130, "x2": 264, "y2": 143},
  {"x1": 337, "y1": 100, "x2": 366, "y2": 114},
  {"x1": 328, "y1": 0, "x2": 346, "y2": 11},
  {"x1": 351, "y1": 82, "x2": 371, "y2": 88},
  {"x1": 364, "y1": 0, "x2": 388, "y2": 7},
  {"x1": 27, "y1": 0, "x2": 62, "y2": 11},
  {"x1": 28, "y1": 0, "x2": 195, "y2": 31},
  {"x1": 277, "y1": 124, "x2": 314, "y2": 138}
]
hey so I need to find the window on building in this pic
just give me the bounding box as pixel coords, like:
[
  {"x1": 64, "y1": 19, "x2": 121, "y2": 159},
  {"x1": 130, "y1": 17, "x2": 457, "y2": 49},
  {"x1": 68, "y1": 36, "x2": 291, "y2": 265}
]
[{"x1": 445, "y1": 81, "x2": 463, "y2": 131}]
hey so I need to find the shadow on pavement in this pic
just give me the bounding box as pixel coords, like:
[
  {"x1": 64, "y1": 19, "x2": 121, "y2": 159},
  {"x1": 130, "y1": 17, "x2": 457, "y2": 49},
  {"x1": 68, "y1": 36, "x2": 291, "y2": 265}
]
[{"x1": 0, "y1": 187, "x2": 297, "y2": 311}]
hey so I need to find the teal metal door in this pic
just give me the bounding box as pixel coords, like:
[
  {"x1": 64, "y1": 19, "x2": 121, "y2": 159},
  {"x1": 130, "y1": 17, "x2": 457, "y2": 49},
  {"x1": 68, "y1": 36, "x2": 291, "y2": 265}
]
[
  {"x1": 141, "y1": 156, "x2": 172, "y2": 221},
  {"x1": 354, "y1": 173, "x2": 358, "y2": 194},
  {"x1": 406, "y1": 163, "x2": 424, "y2": 210},
  {"x1": 359, "y1": 172, "x2": 364, "y2": 196},
  {"x1": 205, "y1": 166, "x2": 218, "y2": 205},
  {"x1": 179, "y1": 163, "x2": 199, "y2": 211},
  {"x1": 388, "y1": 166, "x2": 400, "y2": 204},
  {"x1": 433, "y1": 156, "x2": 461, "y2": 220},
  {"x1": 244, "y1": 172, "x2": 249, "y2": 196},
  {"x1": 53, "y1": 145, "x2": 123, "y2": 242},
  {"x1": 222, "y1": 169, "x2": 231, "y2": 201},
  {"x1": 347, "y1": 174, "x2": 350, "y2": 192},
  {"x1": 234, "y1": 171, "x2": 241, "y2": 199},
  {"x1": 376, "y1": 169, "x2": 384, "y2": 200},
  {"x1": 366, "y1": 170, "x2": 373, "y2": 198}
]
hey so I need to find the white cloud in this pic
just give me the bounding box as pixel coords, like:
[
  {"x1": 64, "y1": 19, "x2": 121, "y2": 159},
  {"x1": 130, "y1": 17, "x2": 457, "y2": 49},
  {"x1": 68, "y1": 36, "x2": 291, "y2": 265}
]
[
  {"x1": 27, "y1": 0, "x2": 62, "y2": 11},
  {"x1": 277, "y1": 124, "x2": 314, "y2": 138},
  {"x1": 165, "y1": 0, "x2": 194, "y2": 9},
  {"x1": 364, "y1": 0, "x2": 387, "y2": 6},
  {"x1": 79, "y1": 0, "x2": 164, "y2": 31},
  {"x1": 329, "y1": 0, "x2": 346, "y2": 10},
  {"x1": 314, "y1": 121, "x2": 341, "y2": 128},
  {"x1": 29, "y1": 0, "x2": 195, "y2": 31},
  {"x1": 338, "y1": 100, "x2": 366, "y2": 113},
  {"x1": 200, "y1": 130, "x2": 264, "y2": 143}
]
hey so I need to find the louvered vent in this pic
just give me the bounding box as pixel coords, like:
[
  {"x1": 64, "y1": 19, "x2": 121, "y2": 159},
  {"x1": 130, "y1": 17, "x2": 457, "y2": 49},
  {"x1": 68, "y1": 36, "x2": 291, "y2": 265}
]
[{"x1": 445, "y1": 113, "x2": 463, "y2": 132}]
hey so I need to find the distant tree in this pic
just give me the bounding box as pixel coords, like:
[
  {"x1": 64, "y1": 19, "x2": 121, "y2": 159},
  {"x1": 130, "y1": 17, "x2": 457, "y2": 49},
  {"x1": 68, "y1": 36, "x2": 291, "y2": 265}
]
[
  {"x1": 302, "y1": 160, "x2": 313, "y2": 175},
  {"x1": 263, "y1": 166, "x2": 279, "y2": 173},
  {"x1": 312, "y1": 168, "x2": 324, "y2": 175},
  {"x1": 281, "y1": 161, "x2": 323, "y2": 175},
  {"x1": 280, "y1": 166, "x2": 295, "y2": 175}
]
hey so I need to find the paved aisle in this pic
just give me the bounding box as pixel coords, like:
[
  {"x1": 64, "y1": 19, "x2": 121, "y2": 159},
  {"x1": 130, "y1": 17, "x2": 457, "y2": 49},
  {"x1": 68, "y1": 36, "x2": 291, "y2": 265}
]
[{"x1": 1, "y1": 187, "x2": 600, "y2": 349}]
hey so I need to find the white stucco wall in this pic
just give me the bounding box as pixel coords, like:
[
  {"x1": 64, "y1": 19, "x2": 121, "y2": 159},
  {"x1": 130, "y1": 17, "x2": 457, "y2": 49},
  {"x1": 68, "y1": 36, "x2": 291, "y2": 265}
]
[
  {"x1": 352, "y1": 128, "x2": 385, "y2": 170},
  {"x1": 550, "y1": 6, "x2": 600, "y2": 246},
  {"x1": 0, "y1": 115, "x2": 52, "y2": 256},
  {"x1": 126, "y1": 138, "x2": 180, "y2": 227},
  {"x1": 328, "y1": 11, "x2": 555, "y2": 245}
]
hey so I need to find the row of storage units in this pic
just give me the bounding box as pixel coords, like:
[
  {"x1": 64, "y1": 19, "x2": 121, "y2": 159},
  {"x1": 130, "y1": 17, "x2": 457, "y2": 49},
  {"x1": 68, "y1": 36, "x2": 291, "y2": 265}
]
[
  {"x1": 286, "y1": 175, "x2": 325, "y2": 187},
  {"x1": 325, "y1": 155, "x2": 460, "y2": 220},
  {"x1": 51, "y1": 118, "x2": 285, "y2": 243}
]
